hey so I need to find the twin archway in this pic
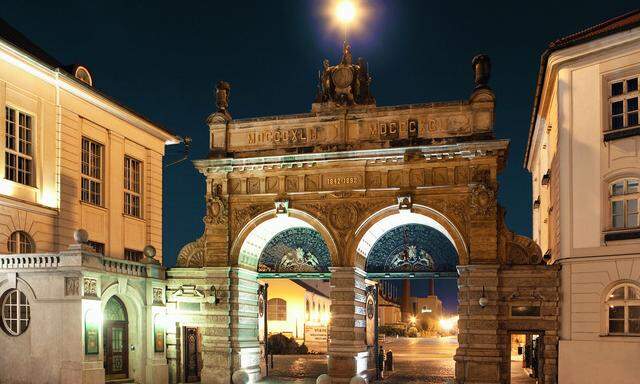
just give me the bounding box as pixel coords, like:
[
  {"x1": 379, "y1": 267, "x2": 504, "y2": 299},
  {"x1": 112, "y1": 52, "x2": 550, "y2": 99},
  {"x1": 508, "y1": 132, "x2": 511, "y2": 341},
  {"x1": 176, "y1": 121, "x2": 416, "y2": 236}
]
[{"x1": 230, "y1": 204, "x2": 469, "y2": 275}]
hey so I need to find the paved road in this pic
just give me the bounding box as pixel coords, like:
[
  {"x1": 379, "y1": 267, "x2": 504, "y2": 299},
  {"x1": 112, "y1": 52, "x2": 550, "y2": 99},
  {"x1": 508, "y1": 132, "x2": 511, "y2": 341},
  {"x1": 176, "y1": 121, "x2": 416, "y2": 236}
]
[
  {"x1": 374, "y1": 336, "x2": 457, "y2": 384},
  {"x1": 258, "y1": 336, "x2": 458, "y2": 384}
]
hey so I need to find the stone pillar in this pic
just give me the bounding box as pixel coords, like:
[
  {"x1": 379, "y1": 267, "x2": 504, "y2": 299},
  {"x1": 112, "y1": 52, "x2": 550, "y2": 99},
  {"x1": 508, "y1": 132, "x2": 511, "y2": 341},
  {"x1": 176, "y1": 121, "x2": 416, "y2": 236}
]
[
  {"x1": 166, "y1": 266, "x2": 260, "y2": 384},
  {"x1": 197, "y1": 267, "x2": 260, "y2": 384},
  {"x1": 328, "y1": 267, "x2": 368, "y2": 383},
  {"x1": 455, "y1": 264, "x2": 502, "y2": 384}
]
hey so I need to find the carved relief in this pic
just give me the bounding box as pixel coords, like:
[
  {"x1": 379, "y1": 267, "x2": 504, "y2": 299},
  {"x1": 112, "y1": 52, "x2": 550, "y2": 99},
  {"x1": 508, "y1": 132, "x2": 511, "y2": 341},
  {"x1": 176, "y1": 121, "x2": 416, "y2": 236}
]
[
  {"x1": 65, "y1": 277, "x2": 80, "y2": 296},
  {"x1": 471, "y1": 166, "x2": 490, "y2": 183},
  {"x1": 231, "y1": 204, "x2": 273, "y2": 239},
  {"x1": 204, "y1": 196, "x2": 228, "y2": 225},
  {"x1": 329, "y1": 203, "x2": 358, "y2": 230},
  {"x1": 469, "y1": 183, "x2": 497, "y2": 217},
  {"x1": 153, "y1": 288, "x2": 164, "y2": 305},
  {"x1": 229, "y1": 178, "x2": 242, "y2": 194},
  {"x1": 176, "y1": 235, "x2": 205, "y2": 267},
  {"x1": 433, "y1": 167, "x2": 448, "y2": 185},
  {"x1": 366, "y1": 172, "x2": 382, "y2": 188},
  {"x1": 83, "y1": 278, "x2": 97, "y2": 297},
  {"x1": 266, "y1": 177, "x2": 279, "y2": 193},
  {"x1": 305, "y1": 175, "x2": 320, "y2": 191},
  {"x1": 409, "y1": 169, "x2": 424, "y2": 187},
  {"x1": 498, "y1": 219, "x2": 543, "y2": 265},
  {"x1": 247, "y1": 178, "x2": 261, "y2": 194},
  {"x1": 388, "y1": 170, "x2": 402, "y2": 187},
  {"x1": 455, "y1": 166, "x2": 469, "y2": 184},
  {"x1": 285, "y1": 176, "x2": 299, "y2": 192}
]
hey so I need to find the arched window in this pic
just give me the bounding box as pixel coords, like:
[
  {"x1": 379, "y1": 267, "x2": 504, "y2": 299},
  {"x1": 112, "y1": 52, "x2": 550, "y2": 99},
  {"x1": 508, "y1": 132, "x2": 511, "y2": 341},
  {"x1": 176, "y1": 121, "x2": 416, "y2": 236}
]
[
  {"x1": 609, "y1": 179, "x2": 639, "y2": 229},
  {"x1": 7, "y1": 231, "x2": 34, "y2": 254},
  {"x1": 1, "y1": 289, "x2": 30, "y2": 336},
  {"x1": 606, "y1": 283, "x2": 640, "y2": 335},
  {"x1": 267, "y1": 298, "x2": 287, "y2": 321}
]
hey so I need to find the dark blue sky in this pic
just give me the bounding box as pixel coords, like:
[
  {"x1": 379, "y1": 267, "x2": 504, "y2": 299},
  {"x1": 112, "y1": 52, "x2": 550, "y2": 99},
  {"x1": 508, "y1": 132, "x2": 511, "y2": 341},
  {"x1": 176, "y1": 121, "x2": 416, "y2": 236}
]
[{"x1": 2, "y1": 1, "x2": 637, "y2": 312}]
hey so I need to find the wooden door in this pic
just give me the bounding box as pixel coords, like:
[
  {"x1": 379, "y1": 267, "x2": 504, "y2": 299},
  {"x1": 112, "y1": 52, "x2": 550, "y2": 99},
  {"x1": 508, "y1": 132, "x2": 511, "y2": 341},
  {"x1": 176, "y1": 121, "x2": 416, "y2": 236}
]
[
  {"x1": 104, "y1": 321, "x2": 129, "y2": 378},
  {"x1": 184, "y1": 327, "x2": 201, "y2": 383}
]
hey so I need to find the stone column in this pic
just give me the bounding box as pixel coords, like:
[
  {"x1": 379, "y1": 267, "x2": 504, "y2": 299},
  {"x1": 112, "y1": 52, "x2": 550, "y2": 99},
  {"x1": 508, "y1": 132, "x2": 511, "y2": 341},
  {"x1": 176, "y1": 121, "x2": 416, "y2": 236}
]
[
  {"x1": 197, "y1": 267, "x2": 260, "y2": 384},
  {"x1": 328, "y1": 267, "x2": 368, "y2": 383},
  {"x1": 455, "y1": 264, "x2": 502, "y2": 384}
]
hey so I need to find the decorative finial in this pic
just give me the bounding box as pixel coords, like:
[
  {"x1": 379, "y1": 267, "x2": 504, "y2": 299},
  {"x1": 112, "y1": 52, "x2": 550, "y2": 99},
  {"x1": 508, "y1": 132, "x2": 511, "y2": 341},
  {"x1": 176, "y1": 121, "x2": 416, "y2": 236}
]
[
  {"x1": 215, "y1": 80, "x2": 232, "y2": 120},
  {"x1": 471, "y1": 54, "x2": 491, "y2": 89},
  {"x1": 73, "y1": 228, "x2": 89, "y2": 244}
]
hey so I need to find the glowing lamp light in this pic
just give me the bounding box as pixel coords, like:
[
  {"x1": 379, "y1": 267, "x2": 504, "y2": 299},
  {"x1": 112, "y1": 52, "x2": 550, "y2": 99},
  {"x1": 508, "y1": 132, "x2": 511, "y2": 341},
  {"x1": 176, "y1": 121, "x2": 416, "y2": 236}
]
[
  {"x1": 85, "y1": 308, "x2": 101, "y2": 327},
  {"x1": 439, "y1": 315, "x2": 459, "y2": 332},
  {"x1": 335, "y1": 1, "x2": 357, "y2": 24},
  {"x1": 409, "y1": 315, "x2": 417, "y2": 325}
]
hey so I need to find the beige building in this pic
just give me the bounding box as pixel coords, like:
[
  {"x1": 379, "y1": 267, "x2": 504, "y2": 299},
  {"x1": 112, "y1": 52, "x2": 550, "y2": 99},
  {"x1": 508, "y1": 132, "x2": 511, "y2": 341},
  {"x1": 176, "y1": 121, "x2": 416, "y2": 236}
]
[
  {"x1": 0, "y1": 18, "x2": 178, "y2": 384},
  {"x1": 526, "y1": 10, "x2": 640, "y2": 384}
]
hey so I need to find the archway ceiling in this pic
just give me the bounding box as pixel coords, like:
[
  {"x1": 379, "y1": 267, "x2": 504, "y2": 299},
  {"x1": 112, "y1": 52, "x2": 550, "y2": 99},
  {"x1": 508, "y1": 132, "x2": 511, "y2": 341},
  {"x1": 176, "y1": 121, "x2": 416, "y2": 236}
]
[
  {"x1": 365, "y1": 223, "x2": 458, "y2": 273},
  {"x1": 258, "y1": 227, "x2": 331, "y2": 273},
  {"x1": 357, "y1": 211, "x2": 455, "y2": 257},
  {"x1": 239, "y1": 216, "x2": 331, "y2": 273}
]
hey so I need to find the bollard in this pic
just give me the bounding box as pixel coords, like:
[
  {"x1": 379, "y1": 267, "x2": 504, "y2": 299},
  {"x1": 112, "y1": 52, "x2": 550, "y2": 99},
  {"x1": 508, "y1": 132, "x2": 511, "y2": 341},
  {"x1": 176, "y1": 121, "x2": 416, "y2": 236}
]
[
  {"x1": 377, "y1": 346, "x2": 386, "y2": 379},
  {"x1": 349, "y1": 376, "x2": 367, "y2": 384},
  {"x1": 385, "y1": 350, "x2": 394, "y2": 371},
  {"x1": 270, "y1": 352, "x2": 274, "y2": 369},
  {"x1": 317, "y1": 373, "x2": 331, "y2": 384}
]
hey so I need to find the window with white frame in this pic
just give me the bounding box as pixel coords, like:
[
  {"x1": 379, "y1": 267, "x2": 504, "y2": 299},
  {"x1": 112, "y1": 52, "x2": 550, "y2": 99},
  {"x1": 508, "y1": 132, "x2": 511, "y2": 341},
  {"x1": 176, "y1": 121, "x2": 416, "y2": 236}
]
[
  {"x1": 4, "y1": 106, "x2": 34, "y2": 186},
  {"x1": 606, "y1": 283, "x2": 640, "y2": 335},
  {"x1": 7, "y1": 231, "x2": 34, "y2": 253},
  {"x1": 609, "y1": 76, "x2": 639, "y2": 130},
  {"x1": 1, "y1": 289, "x2": 30, "y2": 336},
  {"x1": 609, "y1": 178, "x2": 639, "y2": 229},
  {"x1": 81, "y1": 137, "x2": 103, "y2": 205},
  {"x1": 124, "y1": 156, "x2": 142, "y2": 217},
  {"x1": 267, "y1": 298, "x2": 287, "y2": 321}
]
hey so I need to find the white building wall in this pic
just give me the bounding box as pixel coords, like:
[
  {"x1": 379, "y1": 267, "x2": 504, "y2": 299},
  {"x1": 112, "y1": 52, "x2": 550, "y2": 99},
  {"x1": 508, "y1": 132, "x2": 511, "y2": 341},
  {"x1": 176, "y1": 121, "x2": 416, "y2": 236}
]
[{"x1": 529, "y1": 29, "x2": 640, "y2": 384}]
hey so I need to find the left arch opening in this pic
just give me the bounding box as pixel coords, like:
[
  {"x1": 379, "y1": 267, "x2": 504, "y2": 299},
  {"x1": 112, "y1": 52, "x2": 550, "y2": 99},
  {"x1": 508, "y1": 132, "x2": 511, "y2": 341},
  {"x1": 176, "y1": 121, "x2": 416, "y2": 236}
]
[{"x1": 239, "y1": 216, "x2": 332, "y2": 274}]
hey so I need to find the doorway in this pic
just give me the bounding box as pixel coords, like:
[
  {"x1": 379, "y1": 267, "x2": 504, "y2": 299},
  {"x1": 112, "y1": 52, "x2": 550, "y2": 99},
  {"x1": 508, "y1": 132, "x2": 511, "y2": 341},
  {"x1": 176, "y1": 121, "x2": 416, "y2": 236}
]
[
  {"x1": 103, "y1": 296, "x2": 129, "y2": 379},
  {"x1": 183, "y1": 327, "x2": 202, "y2": 383},
  {"x1": 509, "y1": 331, "x2": 544, "y2": 384}
]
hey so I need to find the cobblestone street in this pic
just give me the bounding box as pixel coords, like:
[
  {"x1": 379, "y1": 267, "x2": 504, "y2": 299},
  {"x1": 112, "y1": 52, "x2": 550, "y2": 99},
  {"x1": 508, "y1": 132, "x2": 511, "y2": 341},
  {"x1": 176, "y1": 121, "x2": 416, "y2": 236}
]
[{"x1": 258, "y1": 336, "x2": 457, "y2": 383}]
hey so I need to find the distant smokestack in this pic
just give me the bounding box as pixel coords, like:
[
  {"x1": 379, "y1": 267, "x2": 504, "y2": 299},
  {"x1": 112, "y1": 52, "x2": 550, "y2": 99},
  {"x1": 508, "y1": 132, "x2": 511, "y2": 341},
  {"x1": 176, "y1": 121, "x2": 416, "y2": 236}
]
[
  {"x1": 429, "y1": 279, "x2": 435, "y2": 296},
  {"x1": 402, "y1": 279, "x2": 411, "y2": 321}
]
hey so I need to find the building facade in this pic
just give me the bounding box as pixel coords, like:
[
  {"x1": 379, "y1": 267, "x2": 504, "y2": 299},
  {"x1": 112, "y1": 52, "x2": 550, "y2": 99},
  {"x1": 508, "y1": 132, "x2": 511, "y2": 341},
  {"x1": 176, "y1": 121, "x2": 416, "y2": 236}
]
[
  {"x1": 526, "y1": 10, "x2": 640, "y2": 384},
  {"x1": 171, "y1": 42, "x2": 560, "y2": 384},
  {"x1": 0, "y1": 19, "x2": 179, "y2": 384}
]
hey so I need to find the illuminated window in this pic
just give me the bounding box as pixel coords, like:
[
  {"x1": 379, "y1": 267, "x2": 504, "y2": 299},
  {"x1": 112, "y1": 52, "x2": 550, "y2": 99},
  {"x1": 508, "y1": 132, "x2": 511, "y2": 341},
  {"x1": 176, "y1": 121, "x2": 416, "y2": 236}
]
[
  {"x1": 606, "y1": 283, "x2": 640, "y2": 335},
  {"x1": 4, "y1": 106, "x2": 33, "y2": 186},
  {"x1": 1, "y1": 289, "x2": 30, "y2": 336},
  {"x1": 81, "y1": 138, "x2": 103, "y2": 206},
  {"x1": 124, "y1": 156, "x2": 142, "y2": 217},
  {"x1": 267, "y1": 298, "x2": 287, "y2": 321},
  {"x1": 609, "y1": 76, "x2": 640, "y2": 130},
  {"x1": 609, "y1": 179, "x2": 639, "y2": 229},
  {"x1": 7, "y1": 231, "x2": 34, "y2": 254},
  {"x1": 124, "y1": 248, "x2": 143, "y2": 262}
]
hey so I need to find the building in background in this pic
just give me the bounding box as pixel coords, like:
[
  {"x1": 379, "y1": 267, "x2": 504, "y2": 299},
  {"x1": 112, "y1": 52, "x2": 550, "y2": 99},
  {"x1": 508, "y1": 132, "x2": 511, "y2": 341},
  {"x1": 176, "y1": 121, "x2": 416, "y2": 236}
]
[
  {"x1": 0, "y1": 18, "x2": 179, "y2": 384},
  {"x1": 258, "y1": 279, "x2": 331, "y2": 353},
  {"x1": 526, "y1": 10, "x2": 640, "y2": 384}
]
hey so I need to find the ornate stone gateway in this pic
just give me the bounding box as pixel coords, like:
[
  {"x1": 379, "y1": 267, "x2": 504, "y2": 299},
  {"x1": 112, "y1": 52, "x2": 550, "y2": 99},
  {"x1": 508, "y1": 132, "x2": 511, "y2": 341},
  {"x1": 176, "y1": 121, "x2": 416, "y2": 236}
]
[{"x1": 166, "y1": 47, "x2": 559, "y2": 384}]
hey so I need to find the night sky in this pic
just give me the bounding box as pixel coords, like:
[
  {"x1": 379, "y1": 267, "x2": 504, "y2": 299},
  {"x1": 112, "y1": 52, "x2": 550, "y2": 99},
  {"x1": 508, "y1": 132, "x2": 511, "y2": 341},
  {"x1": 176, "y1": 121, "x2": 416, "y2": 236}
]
[{"x1": 3, "y1": 1, "x2": 637, "y2": 312}]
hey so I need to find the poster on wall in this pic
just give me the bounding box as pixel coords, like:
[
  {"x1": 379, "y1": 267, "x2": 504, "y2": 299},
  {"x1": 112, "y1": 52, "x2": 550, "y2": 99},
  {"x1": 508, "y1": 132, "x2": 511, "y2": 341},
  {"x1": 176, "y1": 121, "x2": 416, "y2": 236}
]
[
  {"x1": 365, "y1": 291, "x2": 376, "y2": 346},
  {"x1": 84, "y1": 312, "x2": 99, "y2": 355},
  {"x1": 154, "y1": 317, "x2": 165, "y2": 352}
]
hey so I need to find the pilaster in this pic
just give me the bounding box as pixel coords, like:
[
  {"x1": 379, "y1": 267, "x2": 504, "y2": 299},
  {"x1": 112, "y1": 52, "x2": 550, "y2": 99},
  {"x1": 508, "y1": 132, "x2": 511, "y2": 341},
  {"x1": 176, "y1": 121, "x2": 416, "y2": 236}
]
[{"x1": 328, "y1": 267, "x2": 369, "y2": 383}]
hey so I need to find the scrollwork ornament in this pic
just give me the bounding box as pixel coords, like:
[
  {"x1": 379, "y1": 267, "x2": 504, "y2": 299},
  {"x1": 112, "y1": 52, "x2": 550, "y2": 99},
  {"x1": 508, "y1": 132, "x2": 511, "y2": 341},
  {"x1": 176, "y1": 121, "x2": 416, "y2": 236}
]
[
  {"x1": 469, "y1": 183, "x2": 497, "y2": 217},
  {"x1": 204, "y1": 195, "x2": 228, "y2": 225}
]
